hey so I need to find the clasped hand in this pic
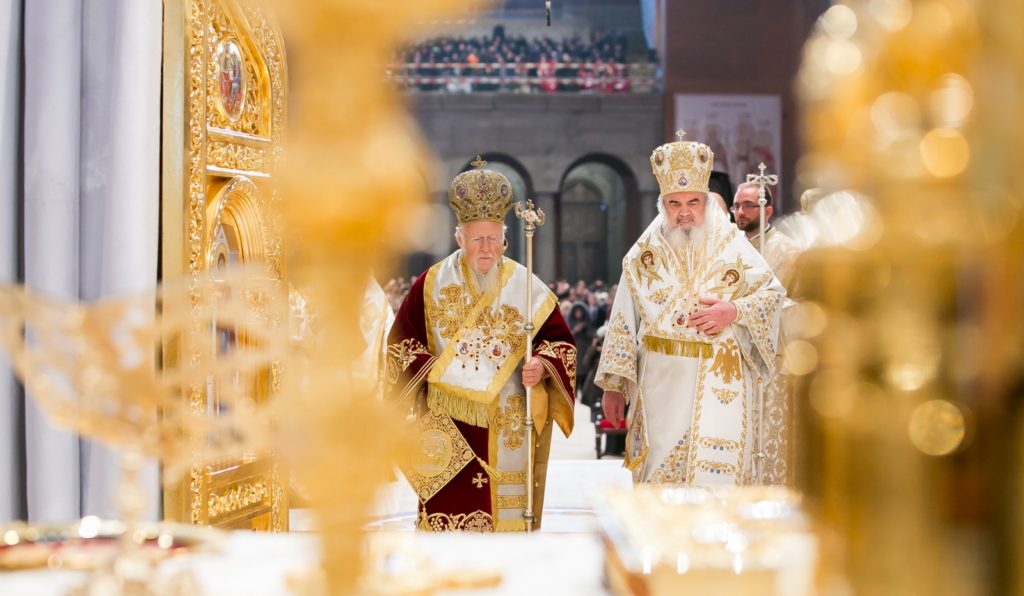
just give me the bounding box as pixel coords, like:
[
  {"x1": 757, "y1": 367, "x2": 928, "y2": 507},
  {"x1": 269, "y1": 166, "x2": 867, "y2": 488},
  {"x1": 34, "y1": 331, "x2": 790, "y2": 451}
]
[{"x1": 686, "y1": 296, "x2": 737, "y2": 336}]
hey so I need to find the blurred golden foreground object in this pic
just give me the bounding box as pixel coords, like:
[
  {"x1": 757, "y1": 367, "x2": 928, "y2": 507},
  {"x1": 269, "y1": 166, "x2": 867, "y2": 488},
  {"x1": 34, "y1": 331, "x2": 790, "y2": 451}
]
[
  {"x1": 0, "y1": 268, "x2": 288, "y2": 595},
  {"x1": 0, "y1": 517, "x2": 221, "y2": 573},
  {"x1": 794, "y1": 0, "x2": 1024, "y2": 594},
  {"x1": 287, "y1": 533, "x2": 503, "y2": 596},
  {"x1": 262, "y1": 0, "x2": 484, "y2": 593},
  {"x1": 595, "y1": 485, "x2": 817, "y2": 596}
]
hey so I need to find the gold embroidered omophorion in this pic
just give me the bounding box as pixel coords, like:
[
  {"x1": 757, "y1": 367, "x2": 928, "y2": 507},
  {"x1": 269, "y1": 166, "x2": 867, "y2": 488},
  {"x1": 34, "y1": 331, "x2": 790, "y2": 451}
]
[
  {"x1": 427, "y1": 285, "x2": 474, "y2": 341},
  {"x1": 493, "y1": 395, "x2": 526, "y2": 451}
]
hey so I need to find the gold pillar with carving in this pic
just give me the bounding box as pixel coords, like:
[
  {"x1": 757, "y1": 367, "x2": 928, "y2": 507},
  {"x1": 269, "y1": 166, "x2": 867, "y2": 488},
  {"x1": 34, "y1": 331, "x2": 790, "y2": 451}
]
[{"x1": 161, "y1": 0, "x2": 288, "y2": 531}]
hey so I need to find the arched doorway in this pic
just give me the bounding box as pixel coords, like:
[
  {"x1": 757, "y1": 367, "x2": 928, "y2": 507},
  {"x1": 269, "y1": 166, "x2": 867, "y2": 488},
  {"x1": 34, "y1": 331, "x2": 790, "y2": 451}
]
[{"x1": 557, "y1": 155, "x2": 640, "y2": 285}]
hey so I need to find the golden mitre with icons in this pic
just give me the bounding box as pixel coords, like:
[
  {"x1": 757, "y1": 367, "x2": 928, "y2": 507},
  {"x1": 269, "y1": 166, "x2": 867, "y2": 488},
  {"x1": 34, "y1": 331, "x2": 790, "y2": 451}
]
[
  {"x1": 650, "y1": 130, "x2": 714, "y2": 195},
  {"x1": 448, "y1": 156, "x2": 515, "y2": 224}
]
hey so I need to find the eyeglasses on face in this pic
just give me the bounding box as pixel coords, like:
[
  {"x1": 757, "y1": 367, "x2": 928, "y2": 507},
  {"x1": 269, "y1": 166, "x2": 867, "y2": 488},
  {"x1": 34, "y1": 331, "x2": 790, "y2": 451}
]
[{"x1": 730, "y1": 202, "x2": 762, "y2": 212}]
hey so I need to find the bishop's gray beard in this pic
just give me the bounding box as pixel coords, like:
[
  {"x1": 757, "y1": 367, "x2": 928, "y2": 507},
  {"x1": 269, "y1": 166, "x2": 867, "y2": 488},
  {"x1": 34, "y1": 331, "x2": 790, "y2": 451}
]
[{"x1": 470, "y1": 265, "x2": 500, "y2": 295}]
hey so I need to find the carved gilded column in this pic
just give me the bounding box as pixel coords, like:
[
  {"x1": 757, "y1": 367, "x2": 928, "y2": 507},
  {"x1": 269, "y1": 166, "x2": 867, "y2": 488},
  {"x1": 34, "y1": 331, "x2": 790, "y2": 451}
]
[{"x1": 161, "y1": 0, "x2": 288, "y2": 531}]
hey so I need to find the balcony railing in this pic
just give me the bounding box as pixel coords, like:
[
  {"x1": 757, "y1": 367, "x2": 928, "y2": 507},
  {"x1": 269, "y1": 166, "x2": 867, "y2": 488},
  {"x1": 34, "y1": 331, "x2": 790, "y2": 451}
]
[{"x1": 388, "y1": 61, "x2": 659, "y2": 93}]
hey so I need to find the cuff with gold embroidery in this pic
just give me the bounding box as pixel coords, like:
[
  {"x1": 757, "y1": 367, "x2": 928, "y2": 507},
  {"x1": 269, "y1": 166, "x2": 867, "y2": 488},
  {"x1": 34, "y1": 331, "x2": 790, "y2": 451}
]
[
  {"x1": 594, "y1": 311, "x2": 638, "y2": 388},
  {"x1": 597, "y1": 373, "x2": 628, "y2": 394},
  {"x1": 733, "y1": 300, "x2": 746, "y2": 327}
]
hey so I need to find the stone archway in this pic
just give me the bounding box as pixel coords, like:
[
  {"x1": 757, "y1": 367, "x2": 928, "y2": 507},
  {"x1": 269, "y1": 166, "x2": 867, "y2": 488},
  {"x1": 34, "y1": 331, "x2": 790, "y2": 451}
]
[{"x1": 557, "y1": 154, "x2": 641, "y2": 284}]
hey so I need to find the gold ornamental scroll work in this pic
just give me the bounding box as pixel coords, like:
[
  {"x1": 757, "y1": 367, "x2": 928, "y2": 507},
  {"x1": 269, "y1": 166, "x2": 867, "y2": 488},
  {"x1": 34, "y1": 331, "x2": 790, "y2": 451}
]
[{"x1": 161, "y1": 0, "x2": 288, "y2": 532}]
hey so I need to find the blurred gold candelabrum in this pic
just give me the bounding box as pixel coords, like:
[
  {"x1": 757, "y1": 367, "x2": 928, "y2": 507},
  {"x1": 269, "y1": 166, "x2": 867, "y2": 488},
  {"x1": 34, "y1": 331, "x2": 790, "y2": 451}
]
[
  {"x1": 791, "y1": 1, "x2": 1024, "y2": 594},
  {"x1": 264, "y1": 0, "x2": 483, "y2": 593},
  {"x1": 1, "y1": 0, "x2": 484, "y2": 593},
  {"x1": 0, "y1": 272, "x2": 289, "y2": 594}
]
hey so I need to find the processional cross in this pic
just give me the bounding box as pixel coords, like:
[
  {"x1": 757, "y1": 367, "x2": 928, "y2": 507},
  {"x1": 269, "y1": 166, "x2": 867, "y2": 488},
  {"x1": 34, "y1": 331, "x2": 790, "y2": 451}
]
[
  {"x1": 745, "y1": 162, "x2": 777, "y2": 485},
  {"x1": 746, "y1": 162, "x2": 778, "y2": 255}
]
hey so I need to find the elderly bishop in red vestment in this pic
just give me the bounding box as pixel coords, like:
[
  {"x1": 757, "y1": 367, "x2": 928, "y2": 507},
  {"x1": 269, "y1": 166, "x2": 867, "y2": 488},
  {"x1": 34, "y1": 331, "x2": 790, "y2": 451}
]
[{"x1": 385, "y1": 158, "x2": 576, "y2": 532}]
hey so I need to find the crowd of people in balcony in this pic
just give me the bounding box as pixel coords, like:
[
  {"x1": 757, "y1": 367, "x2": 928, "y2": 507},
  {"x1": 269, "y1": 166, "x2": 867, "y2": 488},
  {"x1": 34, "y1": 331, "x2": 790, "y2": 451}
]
[{"x1": 394, "y1": 28, "x2": 638, "y2": 93}]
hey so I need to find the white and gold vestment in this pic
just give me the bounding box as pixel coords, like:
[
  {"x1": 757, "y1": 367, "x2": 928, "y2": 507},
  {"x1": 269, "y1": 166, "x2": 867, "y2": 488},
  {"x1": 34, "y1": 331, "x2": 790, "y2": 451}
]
[
  {"x1": 596, "y1": 208, "x2": 785, "y2": 486},
  {"x1": 596, "y1": 133, "x2": 786, "y2": 486}
]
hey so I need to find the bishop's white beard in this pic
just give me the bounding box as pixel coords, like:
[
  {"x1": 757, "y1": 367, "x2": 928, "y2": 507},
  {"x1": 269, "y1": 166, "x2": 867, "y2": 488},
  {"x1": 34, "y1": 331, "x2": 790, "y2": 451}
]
[
  {"x1": 662, "y1": 220, "x2": 705, "y2": 252},
  {"x1": 470, "y1": 265, "x2": 500, "y2": 295}
]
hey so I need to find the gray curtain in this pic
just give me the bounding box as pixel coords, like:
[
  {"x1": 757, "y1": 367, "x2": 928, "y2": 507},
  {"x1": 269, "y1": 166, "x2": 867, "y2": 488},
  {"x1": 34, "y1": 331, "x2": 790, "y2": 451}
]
[
  {"x1": 0, "y1": 0, "x2": 162, "y2": 523},
  {"x1": 0, "y1": 0, "x2": 23, "y2": 523}
]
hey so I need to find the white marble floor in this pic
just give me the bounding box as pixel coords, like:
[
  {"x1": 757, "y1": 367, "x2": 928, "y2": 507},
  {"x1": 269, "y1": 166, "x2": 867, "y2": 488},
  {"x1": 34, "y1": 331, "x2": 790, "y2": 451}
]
[
  {"x1": 551, "y1": 400, "x2": 625, "y2": 461},
  {"x1": 290, "y1": 401, "x2": 633, "y2": 533}
]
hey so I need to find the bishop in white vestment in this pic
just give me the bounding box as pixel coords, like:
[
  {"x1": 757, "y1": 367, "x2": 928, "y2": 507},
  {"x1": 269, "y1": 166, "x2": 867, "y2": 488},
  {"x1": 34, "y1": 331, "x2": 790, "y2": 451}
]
[{"x1": 595, "y1": 133, "x2": 786, "y2": 486}]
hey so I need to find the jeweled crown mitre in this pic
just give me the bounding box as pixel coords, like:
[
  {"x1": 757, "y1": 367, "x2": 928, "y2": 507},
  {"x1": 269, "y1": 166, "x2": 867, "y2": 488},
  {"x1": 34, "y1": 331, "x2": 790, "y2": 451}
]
[
  {"x1": 650, "y1": 130, "x2": 715, "y2": 195},
  {"x1": 448, "y1": 156, "x2": 514, "y2": 224}
]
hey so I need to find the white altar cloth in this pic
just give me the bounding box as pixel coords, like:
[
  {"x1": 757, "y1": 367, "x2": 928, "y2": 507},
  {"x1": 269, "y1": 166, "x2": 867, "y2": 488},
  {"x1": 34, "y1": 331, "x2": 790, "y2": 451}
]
[
  {"x1": 1, "y1": 460, "x2": 631, "y2": 595},
  {"x1": 0, "y1": 531, "x2": 608, "y2": 596}
]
